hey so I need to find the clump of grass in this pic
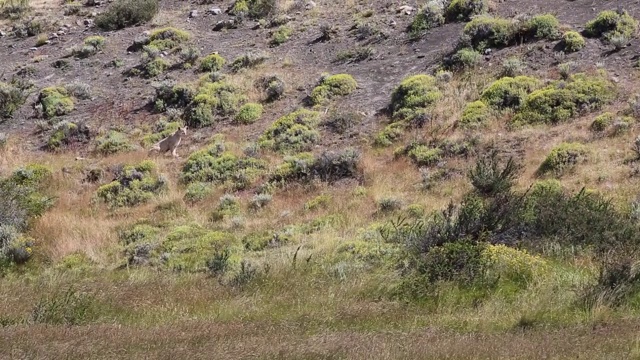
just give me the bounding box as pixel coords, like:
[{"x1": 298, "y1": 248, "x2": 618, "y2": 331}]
[
  {"x1": 37, "y1": 86, "x2": 74, "y2": 119},
  {"x1": 390, "y1": 74, "x2": 441, "y2": 121},
  {"x1": 230, "y1": 52, "x2": 269, "y2": 72},
  {"x1": 335, "y1": 46, "x2": 375, "y2": 63},
  {"x1": 562, "y1": 31, "x2": 586, "y2": 52},
  {"x1": 501, "y1": 57, "x2": 525, "y2": 77},
  {"x1": 95, "y1": 131, "x2": 133, "y2": 155},
  {"x1": 523, "y1": 14, "x2": 561, "y2": 40},
  {"x1": 258, "y1": 109, "x2": 321, "y2": 152},
  {"x1": 47, "y1": 121, "x2": 91, "y2": 151},
  {"x1": 310, "y1": 74, "x2": 357, "y2": 105},
  {"x1": 184, "y1": 80, "x2": 247, "y2": 128},
  {"x1": 96, "y1": 160, "x2": 167, "y2": 207},
  {"x1": 480, "y1": 76, "x2": 539, "y2": 110},
  {"x1": 584, "y1": 10, "x2": 638, "y2": 43},
  {"x1": 408, "y1": 4, "x2": 445, "y2": 39},
  {"x1": 446, "y1": 47, "x2": 482, "y2": 70},
  {"x1": 199, "y1": 53, "x2": 226, "y2": 73},
  {"x1": 234, "y1": 103, "x2": 263, "y2": 124},
  {"x1": 257, "y1": 75, "x2": 285, "y2": 101},
  {"x1": 229, "y1": 0, "x2": 277, "y2": 19},
  {"x1": 459, "y1": 100, "x2": 490, "y2": 128},
  {"x1": 461, "y1": 15, "x2": 516, "y2": 50},
  {"x1": 537, "y1": 142, "x2": 590, "y2": 177},
  {"x1": 444, "y1": 0, "x2": 487, "y2": 22},
  {"x1": 270, "y1": 26, "x2": 293, "y2": 46},
  {"x1": 96, "y1": 0, "x2": 158, "y2": 30},
  {"x1": 0, "y1": 81, "x2": 28, "y2": 119},
  {"x1": 148, "y1": 27, "x2": 190, "y2": 51},
  {"x1": 512, "y1": 73, "x2": 616, "y2": 125},
  {"x1": 590, "y1": 112, "x2": 614, "y2": 132}
]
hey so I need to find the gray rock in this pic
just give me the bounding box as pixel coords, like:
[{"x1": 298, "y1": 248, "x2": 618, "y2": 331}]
[
  {"x1": 189, "y1": 10, "x2": 198, "y2": 18},
  {"x1": 306, "y1": 0, "x2": 316, "y2": 10},
  {"x1": 209, "y1": 7, "x2": 222, "y2": 15},
  {"x1": 84, "y1": 19, "x2": 94, "y2": 26},
  {"x1": 0, "y1": 31, "x2": 6, "y2": 37}
]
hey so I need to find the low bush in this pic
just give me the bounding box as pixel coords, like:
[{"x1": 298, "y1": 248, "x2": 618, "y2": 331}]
[
  {"x1": 0, "y1": 81, "x2": 28, "y2": 119},
  {"x1": 257, "y1": 75, "x2": 285, "y2": 101},
  {"x1": 96, "y1": 160, "x2": 167, "y2": 207},
  {"x1": 444, "y1": 0, "x2": 487, "y2": 22},
  {"x1": 562, "y1": 31, "x2": 586, "y2": 52},
  {"x1": 230, "y1": 52, "x2": 269, "y2": 72},
  {"x1": 95, "y1": 131, "x2": 133, "y2": 155},
  {"x1": 459, "y1": 100, "x2": 490, "y2": 128},
  {"x1": 229, "y1": 0, "x2": 277, "y2": 19},
  {"x1": 462, "y1": 15, "x2": 516, "y2": 50},
  {"x1": 184, "y1": 81, "x2": 247, "y2": 127},
  {"x1": 310, "y1": 74, "x2": 357, "y2": 105},
  {"x1": 512, "y1": 73, "x2": 616, "y2": 125},
  {"x1": 389, "y1": 74, "x2": 441, "y2": 121},
  {"x1": 160, "y1": 225, "x2": 239, "y2": 272},
  {"x1": 0, "y1": 164, "x2": 54, "y2": 232},
  {"x1": 258, "y1": 109, "x2": 320, "y2": 152},
  {"x1": 148, "y1": 27, "x2": 190, "y2": 51},
  {"x1": 72, "y1": 36, "x2": 106, "y2": 58},
  {"x1": 522, "y1": 14, "x2": 561, "y2": 40},
  {"x1": 374, "y1": 122, "x2": 406, "y2": 147},
  {"x1": 322, "y1": 111, "x2": 362, "y2": 134},
  {"x1": 180, "y1": 142, "x2": 266, "y2": 189},
  {"x1": 537, "y1": 142, "x2": 590, "y2": 176},
  {"x1": 480, "y1": 76, "x2": 539, "y2": 110},
  {"x1": 47, "y1": 122, "x2": 91, "y2": 151},
  {"x1": 590, "y1": 112, "x2": 614, "y2": 132},
  {"x1": 408, "y1": 4, "x2": 445, "y2": 39},
  {"x1": 199, "y1": 53, "x2": 226, "y2": 73},
  {"x1": 234, "y1": 103, "x2": 263, "y2": 124},
  {"x1": 446, "y1": 47, "x2": 482, "y2": 70},
  {"x1": 96, "y1": 0, "x2": 158, "y2": 30},
  {"x1": 269, "y1": 148, "x2": 361, "y2": 184},
  {"x1": 270, "y1": 26, "x2": 293, "y2": 46},
  {"x1": 37, "y1": 87, "x2": 74, "y2": 119},
  {"x1": 584, "y1": 10, "x2": 638, "y2": 43}
]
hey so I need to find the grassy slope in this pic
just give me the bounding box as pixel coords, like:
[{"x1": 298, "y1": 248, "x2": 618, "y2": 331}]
[{"x1": 1, "y1": 0, "x2": 640, "y2": 358}]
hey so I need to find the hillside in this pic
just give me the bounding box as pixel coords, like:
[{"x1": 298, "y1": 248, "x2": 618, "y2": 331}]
[{"x1": 1, "y1": 0, "x2": 640, "y2": 358}]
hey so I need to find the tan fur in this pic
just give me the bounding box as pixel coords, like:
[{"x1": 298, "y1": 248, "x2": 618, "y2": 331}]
[{"x1": 150, "y1": 127, "x2": 187, "y2": 158}]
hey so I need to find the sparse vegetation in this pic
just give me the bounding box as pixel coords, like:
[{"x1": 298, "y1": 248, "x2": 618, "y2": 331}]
[
  {"x1": 95, "y1": 131, "x2": 133, "y2": 155},
  {"x1": 445, "y1": 0, "x2": 487, "y2": 22},
  {"x1": 585, "y1": 10, "x2": 638, "y2": 43},
  {"x1": 537, "y1": 142, "x2": 590, "y2": 176},
  {"x1": 96, "y1": 0, "x2": 158, "y2": 30},
  {"x1": 0, "y1": 81, "x2": 28, "y2": 119},
  {"x1": 408, "y1": 4, "x2": 445, "y2": 39},
  {"x1": 310, "y1": 74, "x2": 357, "y2": 105},
  {"x1": 96, "y1": 160, "x2": 167, "y2": 207}
]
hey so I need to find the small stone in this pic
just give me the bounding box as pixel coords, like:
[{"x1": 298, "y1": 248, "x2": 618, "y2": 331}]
[
  {"x1": 189, "y1": 10, "x2": 198, "y2": 18},
  {"x1": 209, "y1": 8, "x2": 222, "y2": 15},
  {"x1": 76, "y1": 19, "x2": 83, "y2": 26},
  {"x1": 305, "y1": 0, "x2": 316, "y2": 10},
  {"x1": 397, "y1": 5, "x2": 415, "y2": 14},
  {"x1": 57, "y1": 30, "x2": 66, "y2": 36},
  {"x1": 29, "y1": 47, "x2": 38, "y2": 51},
  {"x1": 0, "y1": 31, "x2": 6, "y2": 37},
  {"x1": 611, "y1": 76, "x2": 620, "y2": 83},
  {"x1": 484, "y1": 48, "x2": 492, "y2": 55}
]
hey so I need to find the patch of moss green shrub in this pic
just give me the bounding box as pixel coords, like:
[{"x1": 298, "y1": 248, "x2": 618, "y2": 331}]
[
  {"x1": 143, "y1": 57, "x2": 169, "y2": 78},
  {"x1": 390, "y1": 74, "x2": 441, "y2": 121},
  {"x1": 184, "y1": 182, "x2": 213, "y2": 203},
  {"x1": 585, "y1": 10, "x2": 638, "y2": 43},
  {"x1": 47, "y1": 122, "x2": 90, "y2": 150},
  {"x1": 462, "y1": 15, "x2": 516, "y2": 50},
  {"x1": 234, "y1": 103, "x2": 263, "y2": 124},
  {"x1": 562, "y1": 31, "x2": 586, "y2": 52},
  {"x1": 448, "y1": 47, "x2": 482, "y2": 70},
  {"x1": 0, "y1": 82, "x2": 28, "y2": 119},
  {"x1": 444, "y1": 0, "x2": 487, "y2": 22},
  {"x1": 513, "y1": 73, "x2": 616, "y2": 125},
  {"x1": 480, "y1": 76, "x2": 539, "y2": 110},
  {"x1": 230, "y1": 52, "x2": 269, "y2": 72},
  {"x1": 590, "y1": 112, "x2": 614, "y2": 132},
  {"x1": 95, "y1": 131, "x2": 133, "y2": 155},
  {"x1": 229, "y1": 0, "x2": 277, "y2": 19},
  {"x1": 184, "y1": 81, "x2": 247, "y2": 128},
  {"x1": 180, "y1": 142, "x2": 266, "y2": 188},
  {"x1": 96, "y1": 0, "x2": 158, "y2": 30},
  {"x1": 38, "y1": 87, "x2": 74, "y2": 119},
  {"x1": 96, "y1": 160, "x2": 167, "y2": 207},
  {"x1": 374, "y1": 122, "x2": 406, "y2": 147},
  {"x1": 270, "y1": 26, "x2": 293, "y2": 46},
  {"x1": 405, "y1": 145, "x2": 443, "y2": 167},
  {"x1": 460, "y1": 100, "x2": 490, "y2": 128},
  {"x1": 148, "y1": 27, "x2": 190, "y2": 51},
  {"x1": 409, "y1": 4, "x2": 445, "y2": 39},
  {"x1": 523, "y1": 14, "x2": 560, "y2": 40},
  {"x1": 199, "y1": 53, "x2": 226, "y2": 73},
  {"x1": 310, "y1": 74, "x2": 357, "y2": 105},
  {"x1": 258, "y1": 109, "x2": 320, "y2": 152},
  {"x1": 537, "y1": 142, "x2": 590, "y2": 176}
]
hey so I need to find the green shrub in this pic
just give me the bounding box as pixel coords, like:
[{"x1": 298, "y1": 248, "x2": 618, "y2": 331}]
[
  {"x1": 407, "y1": 145, "x2": 443, "y2": 167},
  {"x1": 148, "y1": 27, "x2": 190, "y2": 51},
  {"x1": 310, "y1": 74, "x2": 357, "y2": 105},
  {"x1": 235, "y1": 103, "x2": 263, "y2": 124},
  {"x1": 184, "y1": 81, "x2": 247, "y2": 128},
  {"x1": 562, "y1": 31, "x2": 586, "y2": 52},
  {"x1": 96, "y1": 0, "x2": 158, "y2": 30},
  {"x1": 513, "y1": 73, "x2": 616, "y2": 125},
  {"x1": 56, "y1": 252, "x2": 95, "y2": 272},
  {"x1": 258, "y1": 109, "x2": 321, "y2": 152},
  {"x1": 96, "y1": 161, "x2": 167, "y2": 207},
  {"x1": 501, "y1": 57, "x2": 525, "y2": 77},
  {"x1": 160, "y1": 225, "x2": 239, "y2": 272},
  {"x1": 523, "y1": 14, "x2": 560, "y2": 40},
  {"x1": 590, "y1": 112, "x2": 614, "y2": 132},
  {"x1": 199, "y1": 53, "x2": 226, "y2": 73},
  {"x1": 462, "y1": 15, "x2": 516, "y2": 50},
  {"x1": 38, "y1": 87, "x2": 74, "y2": 119},
  {"x1": 460, "y1": 100, "x2": 490, "y2": 127},
  {"x1": 537, "y1": 142, "x2": 589, "y2": 176},
  {"x1": 181, "y1": 143, "x2": 266, "y2": 188},
  {"x1": 269, "y1": 149, "x2": 360, "y2": 184},
  {"x1": 585, "y1": 10, "x2": 638, "y2": 42},
  {"x1": 0, "y1": 164, "x2": 54, "y2": 232},
  {"x1": 184, "y1": 182, "x2": 212, "y2": 203},
  {"x1": 448, "y1": 47, "x2": 482, "y2": 70},
  {"x1": 374, "y1": 122, "x2": 406, "y2": 147},
  {"x1": 142, "y1": 57, "x2": 169, "y2": 78},
  {"x1": 270, "y1": 26, "x2": 293, "y2": 46},
  {"x1": 480, "y1": 76, "x2": 539, "y2": 110},
  {"x1": 445, "y1": 0, "x2": 487, "y2": 22},
  {"x1": 47, "y1": 122, "x2": 91, "y2": 151},
  {"x1": 153, "y1": 83, "x2": 195, "y2": 111},
  {"x1": 389, "y1": 74, "x2": 441, "y2": 120},
  {"x1": 421, "y1": 241, "x2": 489, "y2": 285},
  {"x1": 408, "y1": 4, "x2": 445, "y2": 39},
  {"x1": 230, "y1": 52, "x2": 269, "y2": 72},
  {"x1": 0, "y1": 82, "x2": 27, "y2": 119},
  {"x1": 95, "y1": 131, "x2": 133, "y2": 155},
  {"x1": 229, "y1": 0, "x2": 277, "y2": 19}
]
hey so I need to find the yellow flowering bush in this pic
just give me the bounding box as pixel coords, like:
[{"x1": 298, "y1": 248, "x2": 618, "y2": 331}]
[{"x1": 483, "y1": 244, "x2": 549, "y2": 286}]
